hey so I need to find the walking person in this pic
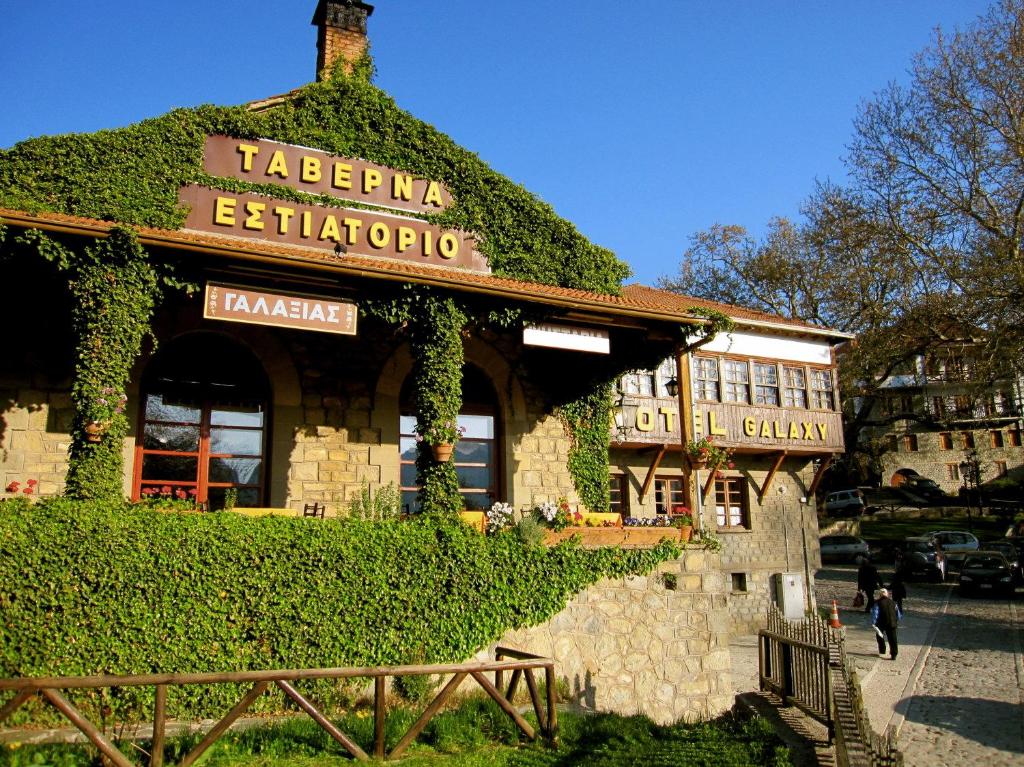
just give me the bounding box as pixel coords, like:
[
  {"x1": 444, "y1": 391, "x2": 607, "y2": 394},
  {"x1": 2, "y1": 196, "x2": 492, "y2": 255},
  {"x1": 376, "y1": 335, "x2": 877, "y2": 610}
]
[
  {"x1": 871, "y1": 587, "x2": 902, "y2": 659},
  {"x1": 856, "y1": 556, "x2": 884, "y2": 613},
  {"x1": 889, "y1": 572, "x2": 907, "y2": 614}
]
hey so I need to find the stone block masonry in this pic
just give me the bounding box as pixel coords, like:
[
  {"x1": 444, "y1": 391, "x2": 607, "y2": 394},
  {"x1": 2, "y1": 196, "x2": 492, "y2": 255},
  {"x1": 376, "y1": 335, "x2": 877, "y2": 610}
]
[{"x1": 492, "y1": 551, "x2": 734, "y2": 724}]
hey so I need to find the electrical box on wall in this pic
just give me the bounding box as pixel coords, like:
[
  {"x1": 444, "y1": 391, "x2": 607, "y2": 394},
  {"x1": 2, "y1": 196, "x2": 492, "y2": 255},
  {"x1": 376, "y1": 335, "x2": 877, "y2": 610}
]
[{"x1": 775, "y1": 572, "x2": 806, "y2": 620}]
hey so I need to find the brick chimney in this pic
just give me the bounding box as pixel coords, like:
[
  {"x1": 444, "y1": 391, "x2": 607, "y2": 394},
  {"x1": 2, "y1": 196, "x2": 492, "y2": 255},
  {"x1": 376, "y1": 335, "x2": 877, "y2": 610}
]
[{"x1": 312, "y1": 1, "x2": 375, "y2": 80}]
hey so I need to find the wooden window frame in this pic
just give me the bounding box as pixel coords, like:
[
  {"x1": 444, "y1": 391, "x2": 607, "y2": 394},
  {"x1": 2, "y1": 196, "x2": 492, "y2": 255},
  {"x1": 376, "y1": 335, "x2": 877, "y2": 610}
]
[
  {"x1": 1009, "y1": 429, "x2": 1022, "y2": 447},
  {"x1": 653, "y1": 475, "x2": 686, "y2": 516},
  {"x1": 960, "y1": 431, "x2": 975, "y2": 450},
  {"x1": 722, "y1": 360, "x2": 751, "y2": 404},
  {"x1": 902, "y1": 434, "x2": 918, "y2": 452},
  {"x1": 693, "y1": 356, "x2": 720, "y2": 402},
  {"x1": 609, "y1": 473, "x2": 630, "y2": 518},
  {"x1": 753, "y1": 362, "x2": 780, "y2": 406},
  {"x1": 939, "y1": 432, "x2": 953, "y2": 450},
  {"x1": 945, "y1": 463, "x2": 960, "y2": 482},
  {"x1": 782, "y1": 366, "x2": 807, "y2": 408},
  {"x1": 991, "y1": 430, "x2": 1004, "y2": 449},
  {"x1": 713, "y1": 476, "x2": 750, "y2": 530},
  {"x1": 810, "y1": 369, "x2": 835, "y2": 411}
]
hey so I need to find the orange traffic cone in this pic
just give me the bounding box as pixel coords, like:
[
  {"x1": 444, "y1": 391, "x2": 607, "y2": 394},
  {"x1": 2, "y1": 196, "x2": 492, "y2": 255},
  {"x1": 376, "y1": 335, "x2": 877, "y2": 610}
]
[{"x1": 829, "y1": 599, "x2": 843, "y2": 629}]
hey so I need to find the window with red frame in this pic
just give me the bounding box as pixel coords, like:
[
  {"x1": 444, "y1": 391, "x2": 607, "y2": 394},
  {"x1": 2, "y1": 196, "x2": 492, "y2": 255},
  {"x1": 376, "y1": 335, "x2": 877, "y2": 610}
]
[{"x1": 133, "y1": 334, "x2": 269, "y2": 509}]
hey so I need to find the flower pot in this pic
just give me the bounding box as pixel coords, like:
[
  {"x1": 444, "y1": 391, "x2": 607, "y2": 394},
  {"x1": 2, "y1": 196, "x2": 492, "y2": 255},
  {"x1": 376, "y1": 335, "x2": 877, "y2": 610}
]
[
  {"x1": 84, "y1": 421, "x2": 109, "y2": 443},
  {"x1": 688, "y1": 456, "x2": 708, "y2": 470},
  {"x1": 431, "y1": 443, "x2": 454, "y2": 462},
  {"x1": 678, "y1": 525, "x2": 693, "y2": 543}
]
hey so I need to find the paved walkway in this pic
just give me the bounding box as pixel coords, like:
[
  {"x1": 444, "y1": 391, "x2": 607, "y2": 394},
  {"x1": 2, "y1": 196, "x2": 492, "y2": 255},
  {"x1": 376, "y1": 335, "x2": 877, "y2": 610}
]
[{"x1": 731, "y1": 566, "x2": 1024, "y2": 765}]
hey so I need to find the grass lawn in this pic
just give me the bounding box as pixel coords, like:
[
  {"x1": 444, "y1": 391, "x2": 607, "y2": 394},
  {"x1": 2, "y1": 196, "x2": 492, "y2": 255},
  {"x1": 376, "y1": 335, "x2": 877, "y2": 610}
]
[{"x1": 0, "y1": 696, "x2": 792, "y2": 767}]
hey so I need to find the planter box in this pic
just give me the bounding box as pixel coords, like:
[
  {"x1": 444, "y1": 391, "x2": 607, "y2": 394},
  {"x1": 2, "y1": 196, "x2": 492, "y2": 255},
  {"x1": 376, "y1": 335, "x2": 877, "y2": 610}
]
[
  {"x1": 459, "y1": 511, "x2": 487, "y2": 532},
  {"x1": 543, "y1": 527, "x2": 685, "y2": 548}
]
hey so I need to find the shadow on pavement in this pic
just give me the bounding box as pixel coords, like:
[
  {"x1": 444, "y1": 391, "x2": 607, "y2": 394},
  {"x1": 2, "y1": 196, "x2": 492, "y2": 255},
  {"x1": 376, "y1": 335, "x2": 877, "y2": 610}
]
[{"x1": 900, "y1": 695, "x2": 1024, "y2": 753}]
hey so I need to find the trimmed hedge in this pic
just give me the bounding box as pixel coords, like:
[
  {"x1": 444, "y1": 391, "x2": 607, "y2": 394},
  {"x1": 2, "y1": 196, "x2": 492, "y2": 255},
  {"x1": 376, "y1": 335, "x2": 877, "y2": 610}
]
[{"x1": 0, "y1": 499, "x2": 678, "y2": 721}]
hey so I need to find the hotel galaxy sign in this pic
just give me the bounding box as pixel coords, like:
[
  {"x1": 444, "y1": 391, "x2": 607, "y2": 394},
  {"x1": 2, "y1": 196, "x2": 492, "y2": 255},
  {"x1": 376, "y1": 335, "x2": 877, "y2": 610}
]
[
  {"x1": 179, "y1": 136, "x2": 487, "y2": 273},
  {"x1": 614, "y1": 398, "x2": 844, "y2": 453}
]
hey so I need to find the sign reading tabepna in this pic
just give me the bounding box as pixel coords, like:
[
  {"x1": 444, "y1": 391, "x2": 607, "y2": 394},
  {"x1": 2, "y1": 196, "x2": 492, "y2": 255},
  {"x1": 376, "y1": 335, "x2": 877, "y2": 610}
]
[
  {"x1": 203, "y1": 282, "x2": 357, "y2": 336},
  {"x1": 179, "y1": 137, "x2": 490, "y2": 274},
  {"x1": 201, "y1": 135, "x2": 453, "y2": 214}
]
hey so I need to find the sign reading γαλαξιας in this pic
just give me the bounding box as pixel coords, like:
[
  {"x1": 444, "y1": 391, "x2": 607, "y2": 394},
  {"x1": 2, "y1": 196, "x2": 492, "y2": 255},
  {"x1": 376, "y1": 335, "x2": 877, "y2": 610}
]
[{"x1": 203, "y1": 283, "x2": 357, "y2": 336}]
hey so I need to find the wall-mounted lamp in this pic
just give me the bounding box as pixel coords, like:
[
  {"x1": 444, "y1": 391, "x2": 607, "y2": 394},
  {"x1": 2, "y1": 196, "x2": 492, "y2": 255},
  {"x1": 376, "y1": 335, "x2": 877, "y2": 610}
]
[{"x1": 665, "y1": 378, "x2": 679, "y2": 398}]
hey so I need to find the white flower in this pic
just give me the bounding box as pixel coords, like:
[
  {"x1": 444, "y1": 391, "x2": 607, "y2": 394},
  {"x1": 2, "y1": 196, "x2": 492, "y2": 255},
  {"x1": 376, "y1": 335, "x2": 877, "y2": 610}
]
[
  {"x1": 538, "y1": 501, "x2": 558, "y2": 522},
  {"x1": 486, "y1": 501, "x2": 514, "y2": 533}
]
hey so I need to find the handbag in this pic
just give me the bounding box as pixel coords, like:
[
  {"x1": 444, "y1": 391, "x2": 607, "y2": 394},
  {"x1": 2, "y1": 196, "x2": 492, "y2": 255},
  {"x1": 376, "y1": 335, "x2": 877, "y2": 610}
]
[{"x1": 852, "y1": 590, "x2": 865, "y2": 608}]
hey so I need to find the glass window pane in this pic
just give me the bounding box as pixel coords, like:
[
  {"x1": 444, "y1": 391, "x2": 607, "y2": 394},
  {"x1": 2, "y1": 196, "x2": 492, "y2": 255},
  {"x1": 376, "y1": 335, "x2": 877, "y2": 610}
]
[
  {"x1": 211, "y1": 404, "x2": 264, "y2": 427},
  {"x1": 401, "y1": 490, "x2": 419, "y2": 515},
  {"x1": 210, "y1": 428, "x2": 263, "y2": 455},
  {"x1": 456, "y1": 466, "x2": 491, "y2": 490},
  {"x1": 209, "y1": 457, "x2": 262, "y2": 485},
  {"x1": 145, "y1": 393, "x2": 200, "y2": 424},
  {"x1": 455, "y1": 441, "x2": 492, "y2": 463},
  {"x1": 400, "y1": 463, "x2": 418, "y2": 487},
  {"x1": 143, "y1": 424, "x2": 200, "y2": 452},
  {"x1": 142, "y1": 454, "x2": 198, "y2": 482},
  {"x1": 460, "y1": 492, "x2": 492, "y2": 511},
  {"x1": 400, "y1": 415, "x2": 417, "y2": 435},
  {"x1": 458, "y1": 415, "x2": 494, "y2": 440},
  {"x1": 400, "y1": 436, "x2": 418, "y2": 461}
]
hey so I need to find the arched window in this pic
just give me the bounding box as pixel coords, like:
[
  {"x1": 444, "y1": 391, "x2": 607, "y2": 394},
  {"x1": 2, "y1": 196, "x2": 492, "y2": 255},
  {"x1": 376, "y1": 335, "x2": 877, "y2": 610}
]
[
  {"x1": 132, "y1": 334, "x2": 270, "y2": 509},
  {"x1": 399, "y1": 365, "x2": 500, "y2": 513}
]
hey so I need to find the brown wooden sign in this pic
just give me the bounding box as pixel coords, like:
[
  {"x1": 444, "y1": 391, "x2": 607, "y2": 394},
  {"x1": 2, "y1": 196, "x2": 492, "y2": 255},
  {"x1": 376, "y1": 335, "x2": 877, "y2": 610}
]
[
  {"x1": 202, "y1": 135, "x2": 453, "y2": 214},
  {"x1": 612, "y1": 397, "x2": 844, "y2": 453},
  {"x1": 179, "y1": 185, "x2": 487, "y2": 273},
  {"x1": 203, "y1": 282, "x2": 358, "y2": 335}
]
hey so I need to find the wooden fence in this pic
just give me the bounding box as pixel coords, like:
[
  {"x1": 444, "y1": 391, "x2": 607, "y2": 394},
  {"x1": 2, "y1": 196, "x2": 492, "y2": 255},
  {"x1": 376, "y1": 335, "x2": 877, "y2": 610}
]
[
  {"x1": 0, "y1": 647, "x2": 557, "y2": 766},
  {"x1": 758, "y1": 607, "x2": 902, "y2": 767}
]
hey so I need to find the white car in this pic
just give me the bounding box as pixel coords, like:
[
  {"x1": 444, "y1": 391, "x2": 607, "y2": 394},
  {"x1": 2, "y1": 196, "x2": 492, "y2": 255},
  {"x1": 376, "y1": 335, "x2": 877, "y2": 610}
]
[
  {"x1": 926, "y1": 530, "x2": 980, "y2": 554},
  {"x1": 819, "y1": 535, "x2": 870, "y2": 563}
]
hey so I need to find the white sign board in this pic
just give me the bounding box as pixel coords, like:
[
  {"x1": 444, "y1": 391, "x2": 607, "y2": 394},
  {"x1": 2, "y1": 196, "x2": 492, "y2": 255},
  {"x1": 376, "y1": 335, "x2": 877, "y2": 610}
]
[{"x1": 523, "y1": 323, "x2": 610, "y2": 354}]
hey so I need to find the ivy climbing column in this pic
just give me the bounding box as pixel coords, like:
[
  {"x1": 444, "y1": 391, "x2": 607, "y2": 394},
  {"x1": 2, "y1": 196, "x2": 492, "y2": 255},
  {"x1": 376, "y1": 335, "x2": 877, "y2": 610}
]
[
  {"x1": 559, "y1": 381, "x2": 615, "y2": 513},
  {"x1": 64, "y1": 229, "x2": 161, "y2": 501},
  {"x1": 407, "y1": 294, "x2": 466, "y2": 515}
]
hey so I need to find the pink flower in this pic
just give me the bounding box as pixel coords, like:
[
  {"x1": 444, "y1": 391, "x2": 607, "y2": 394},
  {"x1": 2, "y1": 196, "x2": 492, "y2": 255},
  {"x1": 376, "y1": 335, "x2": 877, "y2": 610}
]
[
  {"x1": 160, "y1": 485, "x2": 172, "y2": 495},
  {"x1": 175, "y1": 489, "x2": 187, "y2": 500},
  {"x1": 5, "y1": 481, "x2": 19, "y2": 493},
  {"x1": 727, "y1": 462, "x2": 735, "y2": 469},
  {"x1": 22, "y1": 487, "x2": 33, "y2": 495},
  {"x1": 26, "y1": 479, "x2": 37, "y2": 487}
]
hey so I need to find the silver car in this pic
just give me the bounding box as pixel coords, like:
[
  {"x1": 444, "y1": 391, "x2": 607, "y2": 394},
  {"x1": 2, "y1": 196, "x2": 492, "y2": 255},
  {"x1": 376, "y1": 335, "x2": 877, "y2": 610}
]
[
  {"x1": 926, "y1": 530, "x2": 980, "y2": 553},
  {"x1": 820, "y1": 535, "x2": 870, "y2": 563}
]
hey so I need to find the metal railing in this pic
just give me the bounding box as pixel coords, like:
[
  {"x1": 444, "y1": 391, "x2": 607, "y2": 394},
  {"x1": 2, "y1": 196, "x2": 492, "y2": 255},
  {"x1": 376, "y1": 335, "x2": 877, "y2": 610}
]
[{"x1": 0, "y1": 647, "x2": 558, "y2": 766}]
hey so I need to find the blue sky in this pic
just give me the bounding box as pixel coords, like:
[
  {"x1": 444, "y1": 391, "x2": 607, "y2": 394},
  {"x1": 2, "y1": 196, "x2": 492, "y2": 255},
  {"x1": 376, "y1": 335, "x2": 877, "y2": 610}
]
[{"x1": 0, "y1": 1, "x2": 990, "y2": 286}]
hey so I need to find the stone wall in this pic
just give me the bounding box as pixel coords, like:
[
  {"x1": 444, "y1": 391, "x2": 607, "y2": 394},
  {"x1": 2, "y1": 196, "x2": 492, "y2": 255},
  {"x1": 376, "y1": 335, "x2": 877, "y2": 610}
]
[
  {"x1": 493, "y1": 550, "x2": 734, "y2": 725},
  {"x1": 878, "y1": 424, "x2": 1024, "y2": 493},
  {"x1": 0, "y1": 387, "x2": 73, "y2": 498}
]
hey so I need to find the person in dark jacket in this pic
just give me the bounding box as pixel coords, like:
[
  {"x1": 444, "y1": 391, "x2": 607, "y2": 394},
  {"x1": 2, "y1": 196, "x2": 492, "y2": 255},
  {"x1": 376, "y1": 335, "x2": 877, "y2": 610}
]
[
  {"x1": 888, "y1": 573, "x2": 907, "y2": 614},
  {"x1": 856, "y1": 556, "x2": 884, "y2": 613},
  {"x1": 871, "y1": 588, "x2": 902, "y2": 659}
]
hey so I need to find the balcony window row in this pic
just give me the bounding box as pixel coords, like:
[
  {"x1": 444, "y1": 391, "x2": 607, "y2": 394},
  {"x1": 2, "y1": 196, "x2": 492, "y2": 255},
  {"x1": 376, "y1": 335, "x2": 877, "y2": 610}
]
[
  {"x1": 888, "y1": 428, "x2": 1022, "y2": 453},
  {"x1": 694, "y1": 356, "x2": 835, "y2": 411},
  {"x1": 930, "y1": 392, "x2": 1017, "y2": 419}
]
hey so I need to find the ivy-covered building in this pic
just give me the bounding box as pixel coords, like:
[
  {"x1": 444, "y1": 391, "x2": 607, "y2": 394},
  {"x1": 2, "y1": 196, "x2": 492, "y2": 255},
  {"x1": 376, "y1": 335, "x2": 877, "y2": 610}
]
[{"x1": 0, "y1": 0, "x2": 848, "y2": 716}]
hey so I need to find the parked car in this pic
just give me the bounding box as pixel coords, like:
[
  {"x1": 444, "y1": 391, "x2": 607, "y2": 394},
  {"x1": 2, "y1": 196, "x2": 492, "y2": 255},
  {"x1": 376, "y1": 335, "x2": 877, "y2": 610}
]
[
  {"x1": 819, "y1": 535, "x2": 870, "y2": 563},
  {"x1": 894, "y1": 536, "x2": 947, "y2": 581},
  {"x1": 958, "y1": 552, "x2": 1015, "y2": 596},
  {"x1": 902, "y1": 477, "x2": 948, "y2": 503},
  {"x1": 823, "y1": 489, "x2": 866, "y2": 517},
  {"x1": 981, "y1": 540, "x2": 1023, "y2": 583},
  {"x1": 926, "y1": 530, "x2": 980, "y2": 554}
]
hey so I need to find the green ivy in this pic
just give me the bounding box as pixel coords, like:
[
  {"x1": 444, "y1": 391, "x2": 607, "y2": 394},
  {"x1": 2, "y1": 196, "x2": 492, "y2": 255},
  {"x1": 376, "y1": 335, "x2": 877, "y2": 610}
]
[
  {"x1": 407, "y1": 292, "x2": 467, "y2": 515},
  {"x1": 0, "y1": 499, "x2": 680, "y2": 722},
  {"x1": 558, "y1": 382, "x2": 615, "y2": 512},
  {"x1": 8, "y1": 228, "x2": 163, "y2": 500}
]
